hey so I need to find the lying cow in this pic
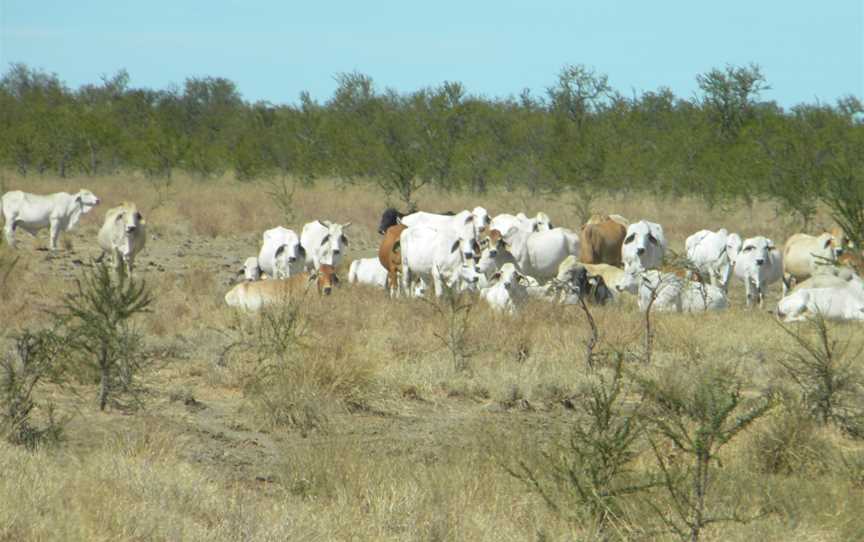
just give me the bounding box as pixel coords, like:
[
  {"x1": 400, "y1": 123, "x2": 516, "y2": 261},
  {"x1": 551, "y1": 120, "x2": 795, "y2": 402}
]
[
  {"x1": 301, "y1": 220, "x2": 351, "y2": 272},
  {"x1": 258, "y1": 226, "x2": 305, "y2": 279},
  {"x1": 617, "y1": 268, "x2": 728, "y2": 313},
  {"x1": 1, "y1": 189, "x2": 100, "y2": 250},
  {"x1": 224, "y1": 265, "x2": 339, "y2": 311},
  {"x1": 480, "y1": 263, "x2": 531, "y2": 314},
  {"x1": 776, "y1": 280, "x2": 864, "y2": 322},
  {"x1": 96, "y1": 202, "x2": 146, "y2": 276},
  {"x1": 782, "y1": 232, "x2": 842, "y2": 295}
]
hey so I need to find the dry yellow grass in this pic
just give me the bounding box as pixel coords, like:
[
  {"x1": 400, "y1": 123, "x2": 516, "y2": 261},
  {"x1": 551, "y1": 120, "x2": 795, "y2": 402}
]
[{"x1": 0, "y1": 171, "x2": 862, "y2": 541}]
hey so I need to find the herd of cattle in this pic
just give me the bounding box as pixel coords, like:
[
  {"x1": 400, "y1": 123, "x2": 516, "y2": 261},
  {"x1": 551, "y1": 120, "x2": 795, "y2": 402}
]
[{"x1": 2, "y1": 188, "x2": 863, "y2": 323}]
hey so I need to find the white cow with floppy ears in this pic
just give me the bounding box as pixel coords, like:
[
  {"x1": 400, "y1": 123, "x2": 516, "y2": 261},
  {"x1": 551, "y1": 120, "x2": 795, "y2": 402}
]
[{"x1": 2, "y1": 189, "x2": 100, "y2": 250}]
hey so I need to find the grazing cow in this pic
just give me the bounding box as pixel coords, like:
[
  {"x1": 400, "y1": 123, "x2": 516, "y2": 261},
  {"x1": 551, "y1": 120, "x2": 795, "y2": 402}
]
[
  {"x1": 685, "y1": 228, "x2": 736, "y2": 292},
  {"x1": 776, "y1": 283, "x2": 864, "y2": 322},
  {"x1": 480, "y1": 263, "x2": 531, "y2": 314},
  {"x1": 622, "y1": 220, "x2": 667, "y2": 274},
  {"x1": 490, "y1": 212, "x2": 553, "y2": 234},
  {"x1": 732, "y1": 236, "x2": 783, "y2": 307},
  {"x1": 301, "y1": 220, "x2": 351, "y2": 272},
  {"x1": 580, "y1": 216, "x2": 627, "y2": 266},
  {"x1": 617, "y1": 268, "x2": 728, "y2": 313},
  {"x1": 224, "y1": 265, "x2": 338, "y2": 311},
  {"x1": 400, "y1": 208, "x2": 490, "y2": 237},
  {"x1": 258, "y1": 226, "x2": 305, "y2": 279},
  {"x1": 500, "y1": 226, "x2": 580, "y2": 282},
  {"x1": 96, "y1": 202, "x2": 146, "y2": 276},
  {"x1": 782, "y1": 233, "x2": 842, "y2": 295},
  {"x1": 1, "y1": 189, "x2": 100, "y2": 250},
  {"x1": 400, "y1": 225, "x2": 482, "y2": 297},
  {"x1": 242, "y1": 257, "x2": 262, "y2": 281}
]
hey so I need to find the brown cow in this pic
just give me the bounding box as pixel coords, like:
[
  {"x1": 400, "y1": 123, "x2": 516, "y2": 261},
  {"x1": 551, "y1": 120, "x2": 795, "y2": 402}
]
[
  {"x1": 378, "y1": 224, "x2": 408, "y2": 297},
  {"x1": 224, "y1": 265, "x2": 338, "y2": 311},
  {"x1": 580, "y1": 216, "x2": 627, "y2": 266}
]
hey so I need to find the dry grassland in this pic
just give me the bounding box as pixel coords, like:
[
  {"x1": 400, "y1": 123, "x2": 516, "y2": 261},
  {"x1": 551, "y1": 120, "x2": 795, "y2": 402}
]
[{"x1": 0, "y1": 172, "x2": 863, "y2": 541}]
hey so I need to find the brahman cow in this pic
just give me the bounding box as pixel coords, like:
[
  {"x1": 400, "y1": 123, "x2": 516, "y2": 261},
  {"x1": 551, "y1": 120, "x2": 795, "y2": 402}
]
[
  {"x1": 301, "y1": 220, "x2": 351, "y2": 272},
  {"x1": 622, "y1": 220, "x2": 667, "y2": 274},
  {"x1": 480, "y1": 263, "x2": 531, "y2": 314},
  {"x1": 400, "y1": 207, "x2": 490, "y2": 237},
  {"x1": 776, "y1": 279, "x2": 864, "y2": 322},
  {"x1": 782, "y1": 232, "x2": 842, "y2": 295},
  {"x1": 732, "y1": 236, "x2": 783, "y2": 307},
  {"x1": 499, "y1": 226, "x2": 580, "y2": 282},
  {"x1": 580, "y1": 215, "x2": 626, "y2": 266},
  {"x1": 400, "y1": 225, "x2": 482, "y2": 297},
  {"x1": 1, "y1": 189, "x2": 100, "y2": 250},
  {"x1": 617, "y1": 268, "x2": 728, "y2": 313},
  {"x1": 685, "y1": 228, "x2": 737, "y2": 292},
  {"x1": 490, "y1": 212, "x2": 553, "y2": 234},
  {"x1": 238, "y1": 257, "x2": 263, "y2": 281},
  {"x1": 258, "y1": 226, "x2": 305, "y2": 279},
  {"x1": 224, "y1": 265, "x2": 339, "y2": 311},
  {"x1": 349, "y1": 257, "x2": 389, "y2": 288},
  {"x1": 558, "y1": 256, "x2": 626, "y2": 301},
  {"x1": 96, "y1": 202, "x2": 146, "y2": 276}
]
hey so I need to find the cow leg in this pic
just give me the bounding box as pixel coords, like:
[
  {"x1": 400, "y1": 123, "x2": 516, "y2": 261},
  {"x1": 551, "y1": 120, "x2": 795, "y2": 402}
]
[
  {"x1": 3, "y1": 219, "x2": 15, "y2": 248},
  {"x1": 744, "y1": 279, "x2": 754, "y2": 307},
  {"x1": 48, "y1": 219, "x2": 61, "y2": 251}
]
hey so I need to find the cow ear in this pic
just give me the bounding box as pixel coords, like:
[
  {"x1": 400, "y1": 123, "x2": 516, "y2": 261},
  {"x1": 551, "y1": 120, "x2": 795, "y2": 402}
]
[
  {"x1": 464, "y1": 215, "x2": 474, "y2": 224},
  {"x1": 491, "y1": 271, "x2": 501, "y2": 282},
  {"x1": 320, "y1": 234, "x2": 330, "y2": 246},
  {"x1": 624, "y1": 233, "x2": 635, "y2": 244},
  {"x1": 342, "y1": 222, "x2": 351, "y2": 229},
  {"x1": 297, "y1": 244, "x2": 306, "y2": 257},
  {"x1": 340, "y1": 235, "x2": 348, "y2": 245},
  {"x1": 307, "y1": 273, "x2": 317, "y2": 283},
  {"x1": 648, "y1": 234, "x2": 658, "y2": 245},
  {"x1": 451, "y1": 240, "x2": 460, "y2": 253},
  {"x1": 824, "y1": 237, "x2": 833, "y2": 249}
]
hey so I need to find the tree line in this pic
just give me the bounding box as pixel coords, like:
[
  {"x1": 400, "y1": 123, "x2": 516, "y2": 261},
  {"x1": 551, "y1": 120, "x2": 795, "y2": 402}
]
[{"x1": 1, "y1": 62, "x2": 862, "y2": 235}]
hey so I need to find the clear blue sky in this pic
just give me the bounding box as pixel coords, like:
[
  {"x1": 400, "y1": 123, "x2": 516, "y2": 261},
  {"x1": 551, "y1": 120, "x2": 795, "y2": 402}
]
[{"x1": 1, "y1": 0, "x2": 861, "y2": 108}]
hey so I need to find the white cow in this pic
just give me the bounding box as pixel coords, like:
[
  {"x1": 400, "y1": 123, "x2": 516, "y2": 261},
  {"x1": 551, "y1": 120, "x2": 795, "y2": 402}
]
[
  {"x1": 732, "y1": 236, "x2": 783, "y2": 307},
  {"x1": 776, "y1": 284, "x2": 864, "y2": 322},
  {"x1": 622, "y1": 220, "x2": 667, "y2": 274},
  {"x1": 685, "y1": 228, "x2": 737, "y2": 292},
  {"x1": 400, "y1": 208, "x2": 489, "y2": 237},
  {"x1": 490, "y1": 212, "x2": 553, "y2": 234},
  {"x1": 726, "y1": 233, "x2": 743, "y2": 266},
  {"x1": 300, "y1": 220, "x2": 351, "y2": 272},
  {"x1": 400, "y1": 226, "x2": 482, "y2": 297},
  {"x1": 96, "y1": 202, "x2": 146, "y2": 276},
  {"x1": 499, "y1": 226, "x2": 580, "y2": 282},
  {"x1": 349, "y1": 257, "x2": 389, "y2": 288},
  {"x1": 348, "y1": 257, "x2": 427, "y2": 295},
  {"x1": 480, "y1": 263, "x2": 531, "y2": 314},
  {"x1": 242, "y1": 257, "x2": 262, "y2": 281},
  {"x1": 782, "y1": 233, "x2": 842, "y2": 295},
  {"x1": 1, "y1": 189, "x2": 100, "y2": 250},
  {"x1": 258, "y1": 227, "x2": 305, "y2": 279},
  {"x1": 617, "y1": 268, "x2": 728, "y2": 313}
]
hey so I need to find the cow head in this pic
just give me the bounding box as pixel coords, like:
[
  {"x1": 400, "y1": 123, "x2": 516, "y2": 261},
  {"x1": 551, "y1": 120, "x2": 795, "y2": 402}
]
[
  {"x1": 815, "y1": 232, "x2": 841, "y2": 261},
  {"x1": 310, "y1": 264, "x2": 339, "y2": 295},
  {"x1": 114, "y1": 204, "x2": 144, "y2": 234},
  {"x1": 242, "y1": 257, "x2": 261, "y2": 281},
  {"x1": 623, "y1": 220, "x2": 664, "y2": 268},
  {"x1": 274, "y1": 242, "x2": 305, "y2": 278},
  {"x1": 449, "y1": 215, "x2": 479, "y2": 260},
  {"x1": 76, "y1": 189, "x2": 101, "y2": 213},
  {"x1": 317, "y1": 221, "x2": 350, "y2": 264},
  {"x1": 491, "y1": 263, "x2": 529, "y2": 291},
  {"x1": 378, "y1": 208, "x2": 405, "y2": 235},
  {"x1": 534, "y1": 212, "x2": 553, "y2": 231},
  {"x1": 479, "y1": 229, "x2": 505, "y2": 259},
  {"x1": 472, "y1": 206, "x2": 491, "y2": 233}
]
